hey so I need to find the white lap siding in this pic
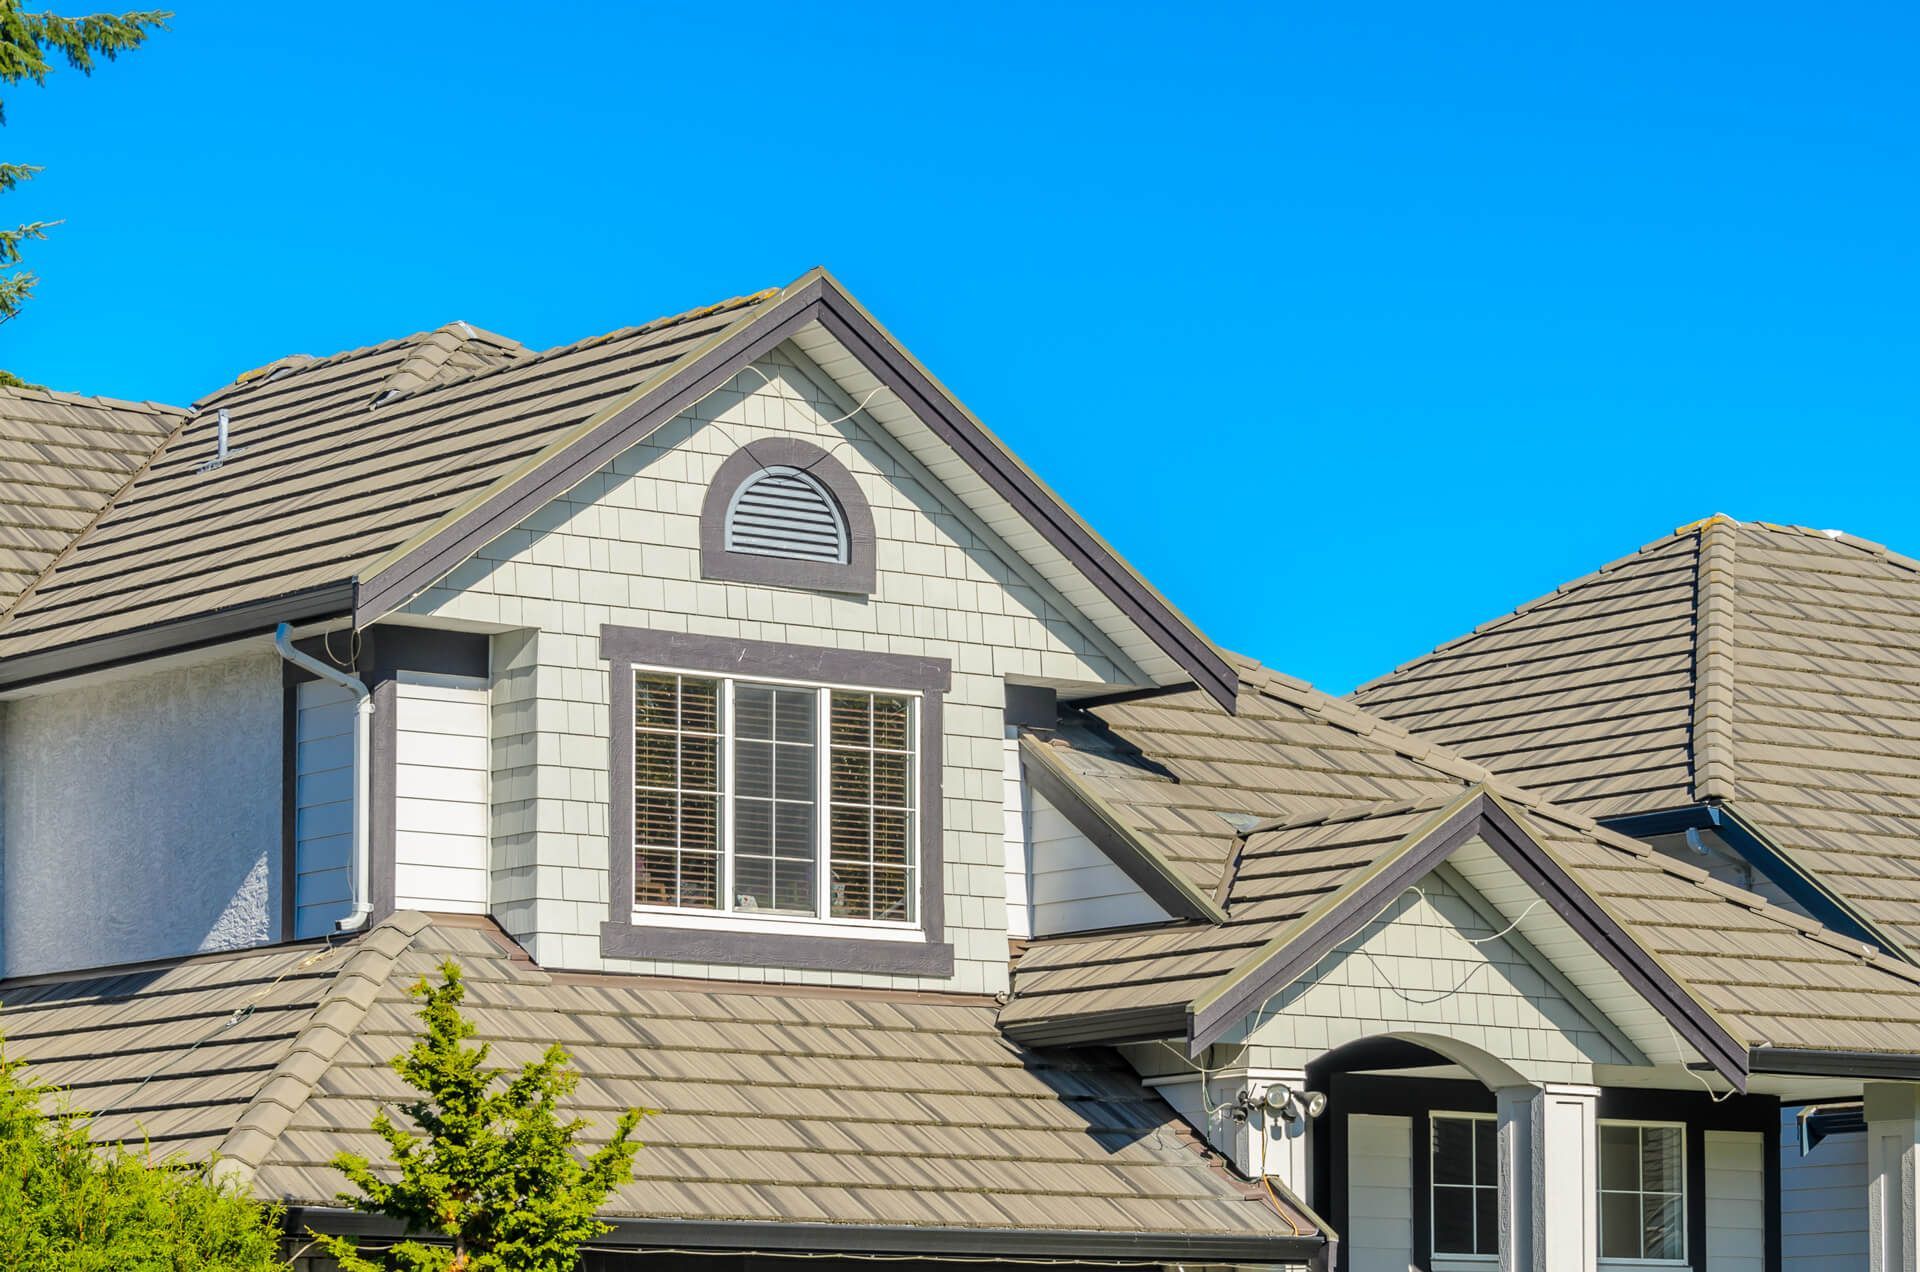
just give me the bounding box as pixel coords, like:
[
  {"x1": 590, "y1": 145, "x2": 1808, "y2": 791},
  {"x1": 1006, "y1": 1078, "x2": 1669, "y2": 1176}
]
[
  {"x1": 392, "y1": 676, "x2": 489, "y2": 913},
  {"x1": 294, "y1": 679, "x2": 355, "y2": 938},
  {"x1": 1782, "y1": 1114, "x2": 1867, "y2": 1271},
  {"x1": 1705, "y1": 1130, "x2": 1766, "y2": 1272},
  {"x1": 1347, "y1": 1113, "x2": 1416, "y2": 1272},
  {"x1": 1027, "y1": 788, "x2": 1169, "y2": 936}
]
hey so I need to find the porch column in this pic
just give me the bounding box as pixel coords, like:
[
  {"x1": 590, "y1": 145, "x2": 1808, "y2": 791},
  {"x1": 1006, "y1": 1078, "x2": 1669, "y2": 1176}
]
[
  {"x1": 1494, "y1": 1082, "x2": 1598, "y2": 1272},
  {"x1": 1866, "y1": 1082, "x2": 1920, "y2": 1272}
]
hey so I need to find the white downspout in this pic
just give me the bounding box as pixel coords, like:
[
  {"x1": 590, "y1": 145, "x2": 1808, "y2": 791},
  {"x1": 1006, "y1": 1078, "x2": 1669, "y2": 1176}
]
[{"x1": 274, "y1": 622, "x2": 374, "y2": 933}]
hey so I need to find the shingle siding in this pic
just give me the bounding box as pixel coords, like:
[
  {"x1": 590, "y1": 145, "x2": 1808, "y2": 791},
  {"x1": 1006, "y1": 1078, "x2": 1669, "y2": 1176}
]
[{"x1": 406, "y1": 348, "x2": 1137, "y2": 992}]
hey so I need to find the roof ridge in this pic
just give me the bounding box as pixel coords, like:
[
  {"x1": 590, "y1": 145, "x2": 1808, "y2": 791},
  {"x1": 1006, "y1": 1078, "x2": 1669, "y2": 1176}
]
[
  {"x1": 1690, "y1": 518, "x2": 1739, "y2": 802},
  {"x1": 0, "y1": 382, "x2": 189, "y2": 418},
  {"x1": 210, "y1": 911, "x2": 432, "y2": 1188},
  {"x1": 364, "y1": 320, "x2": 532, "y2": 410}
]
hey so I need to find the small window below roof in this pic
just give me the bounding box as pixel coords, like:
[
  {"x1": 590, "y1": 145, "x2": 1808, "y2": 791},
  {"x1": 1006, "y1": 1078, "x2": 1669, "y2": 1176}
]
[{"x1": 699, "y1": 439, "x2": 875, "y2": 594}]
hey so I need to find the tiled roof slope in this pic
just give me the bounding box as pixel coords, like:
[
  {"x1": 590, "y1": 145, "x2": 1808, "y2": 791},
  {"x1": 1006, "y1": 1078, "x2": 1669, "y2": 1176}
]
[
  {"x1": 0, "y1": 915, "x2": 1319, "y2": 1254},
  {"x1": 1006, "y1": 661, "x2": 1920, "y2": 1061},
  {"x1": 1351, "y1": 517, "x2": 1920, "y2": 955},
  {"x1": 1349, "y1": 526, "x2": 1704, "y2": 815},
  {"x1": 1040, "y1": 656, "x2": 1480, "y2": 897},
  {"x1": 0, "y1": 292, "x2": 775, "y2": 660},
  {"x1": 0, "y1": 386, "x2": 184, "y2": 614}
]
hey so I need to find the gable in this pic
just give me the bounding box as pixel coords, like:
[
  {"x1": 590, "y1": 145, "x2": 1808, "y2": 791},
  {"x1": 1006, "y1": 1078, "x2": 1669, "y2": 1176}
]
[
  {"x1": 1224, "y1": 867, "x2": 1633, "y2": 1083},
  {"x1": 1026, "y1": 786, "x2": 1173, "y2": 937}
]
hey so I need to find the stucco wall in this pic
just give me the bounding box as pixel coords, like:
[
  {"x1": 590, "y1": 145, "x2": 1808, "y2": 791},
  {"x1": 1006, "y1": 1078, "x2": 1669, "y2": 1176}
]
[
  {"x1": 407, "y1": 346, "x2": 1137, "y2": 993},
  {"x1": 0, "y1": 651, "x2": 282, "y2": 977}
]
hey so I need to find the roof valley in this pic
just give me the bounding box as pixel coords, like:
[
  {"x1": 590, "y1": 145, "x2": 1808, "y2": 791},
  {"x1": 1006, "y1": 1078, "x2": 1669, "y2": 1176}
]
[{"x1": 1690, "y1": 516, "x2": 1741, "y2": 803}]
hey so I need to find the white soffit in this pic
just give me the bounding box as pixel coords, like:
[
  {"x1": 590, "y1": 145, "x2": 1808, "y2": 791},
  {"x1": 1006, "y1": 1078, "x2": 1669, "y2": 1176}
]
[{"x1": 787, "y1": 321, "x2": 1188, "y2": 692}]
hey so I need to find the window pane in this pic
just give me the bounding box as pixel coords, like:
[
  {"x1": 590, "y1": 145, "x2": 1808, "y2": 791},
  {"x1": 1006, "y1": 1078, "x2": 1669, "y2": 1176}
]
[
  {"x1": 873, "y1": 694, "x2": 910, "y2": 750},
  {"x1": 1643, "y1": 1191, "x2": 1684, "y2": 1261},
  {"x1": 1474, "y1": 1118, "x2": 1498, "y2": 1185},
  {"x1": 1433, "y1": 1117, "x2": 1475, "y2": 1186},
  {"x1": 827, "y1": 691, "x2": 917, "y2": 922},
  {"x1": 872, "y1": 810, "x2": 910, "y2": 866},
  {"x1": 831, "y1": 690, "x2": 870, "y2": 747},
  {"x1": 872, "y1": 749, "x2": 910, "y2": 808},
  {"x1": 731, "y1": 684, "x2": 816, "y2": 916},
  {"x1": 872, "y1": 867, "x2": 912, "y2": 922},
  {"x1": 1473, "y1": 1184, "x2": 1498, "y2": 1255},
  {"x1": 1433, "y1": 1185, "x2": 1476, "y2": 1253},
  {"x1": 1641, "y1": 1126, "x2": 1682, "y2": 1194},
  {"x1": 1600, "y1": 1190, "x2": 1641, "y2": 1259},
  {"x1": 631, "y1": 673, "x2": 721, "y2": 911},
  {"x1": 1599, "y1": 1124, "x2": 1640, "y2": 1191},
  {"x1": 831, "y1": 748, "x2": 872, "y2": 804}
]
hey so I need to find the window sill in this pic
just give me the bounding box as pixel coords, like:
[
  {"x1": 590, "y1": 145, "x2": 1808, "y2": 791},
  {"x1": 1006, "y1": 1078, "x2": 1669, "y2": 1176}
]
[
  {"x1": 600, "y1": 915, "x2": 955, "y2": 976},
  {"x1": 628, "y1": 906, "x2": 925, "y2": 943}
]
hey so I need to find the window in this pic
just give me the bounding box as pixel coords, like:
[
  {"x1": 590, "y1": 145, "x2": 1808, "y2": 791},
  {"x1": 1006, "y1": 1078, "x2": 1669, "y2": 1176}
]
[
  {"x1": 699, "y1": 439, "x2": 875, "y2": 593},
  {"x1": 631, "y1": 669, "x2": 918, "y2": 926},
  {"x1": 1431, "y1": 1113, "x2": 1498, "y2": 1258},
  {"x1": 1598, "y1": 1122, "x2": 1686, "y2": 1262}
]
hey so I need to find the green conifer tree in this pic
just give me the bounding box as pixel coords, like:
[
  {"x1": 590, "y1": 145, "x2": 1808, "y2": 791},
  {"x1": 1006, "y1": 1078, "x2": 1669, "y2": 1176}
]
[
  {"x1": 316, "y1": 962, "x2": 647, "y2": 1272},
  {"x1": 0, "y1": 1037, "x2": 290, "y2": 1270},
  {"x1": 0, "y1": 2, "x2": 168, "y2": 385}
]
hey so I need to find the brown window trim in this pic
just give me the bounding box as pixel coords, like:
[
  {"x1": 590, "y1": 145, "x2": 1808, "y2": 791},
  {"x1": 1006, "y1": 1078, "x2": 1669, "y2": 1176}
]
[
  {"x1": 598, "y1": 624, "x2": 952, "y2": 976},
  {"x1": 698, "y1": 438, "x2": 877, "y2": 595}
]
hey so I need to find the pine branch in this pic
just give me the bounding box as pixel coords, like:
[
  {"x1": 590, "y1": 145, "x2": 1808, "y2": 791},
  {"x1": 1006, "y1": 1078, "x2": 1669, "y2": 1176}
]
[{"x1": 0, "y1": 5, "x2": 172, "y2": 123}]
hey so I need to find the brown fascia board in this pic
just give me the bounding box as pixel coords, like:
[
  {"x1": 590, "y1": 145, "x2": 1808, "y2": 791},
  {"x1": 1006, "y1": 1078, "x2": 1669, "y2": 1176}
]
[
  {"x1": 1183, "y1": 790, "x2": 1751, "y2": 1091},
  {"x1": 353, "y1": 268, "x2": 1240, "y2": 714},
  {"x1": 1748, "y1": 1047, "x2": 1920, "y2": 1083},
  {"x1": 1018, "y1": 734, "x2": 1227, "y2": 923},
  {"x1": 0, "y1": 581, "x2": 355, "y2": 692}
]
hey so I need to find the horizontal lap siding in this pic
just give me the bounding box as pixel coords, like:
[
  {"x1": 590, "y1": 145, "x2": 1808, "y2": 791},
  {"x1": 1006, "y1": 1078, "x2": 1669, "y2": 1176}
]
[
  {"x1": 393, "y1": 680, "x2": 489, "y2": 914},
  {"x1": 1781, "y1": 1115, "x2": 1866, "y2": 1271},
  {"x1": 1705, "y1": 1130, "x2": 1765, "y2": 1272},
  {"x1": 1028, "y1": 790, "x2": 1168, "y2": 937},
  {"x1": 295, "y1": 680, "x2": 355, "y2": 938},
  {"x1": 1347, "y1": 1113, "x2": 1415, "y2": 1272}
]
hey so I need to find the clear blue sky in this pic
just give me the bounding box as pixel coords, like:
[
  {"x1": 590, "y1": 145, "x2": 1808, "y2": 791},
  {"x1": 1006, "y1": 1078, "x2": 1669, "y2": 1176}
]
[{"x1": 5, "y1": 3, "x2": 1915, "y2": 692}]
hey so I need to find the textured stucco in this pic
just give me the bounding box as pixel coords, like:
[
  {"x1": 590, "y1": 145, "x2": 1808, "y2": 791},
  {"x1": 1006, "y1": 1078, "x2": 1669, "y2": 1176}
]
[
  {"x1": 0, "y1": 651, "x2": 282, "y2": 976},
  {"x1": 407, "y1": 346, "x2": 1142, "y2": 993}
]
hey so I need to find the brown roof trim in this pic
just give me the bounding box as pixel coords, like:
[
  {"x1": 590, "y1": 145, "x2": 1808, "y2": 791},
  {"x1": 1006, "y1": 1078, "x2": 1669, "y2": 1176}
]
[
  {"x1": 1183, "y1": 789, "x2": 1751, "y2": 1089},
  {"x1": 354, "y1": 268, "x2": 1238, "y2": 713},
  {"x1": 0, "y1": 580, "x2": 354, "y2": 692},
  {"x1": 1748, "y1": 1046, "x2": 1920, "y2": 1082},
  {"x1": 1019, "y1": 734, "x2": 1227, "y2": 924},
  {"x1": 287, "y1": 1207, "x2": 1325, "y2": 1262}
]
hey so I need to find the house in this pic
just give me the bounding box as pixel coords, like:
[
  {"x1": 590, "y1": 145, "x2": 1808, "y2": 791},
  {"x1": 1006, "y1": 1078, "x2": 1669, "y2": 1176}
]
[{"x1": 2, "y1": 274, "x2": 1918, "y2": 1272}]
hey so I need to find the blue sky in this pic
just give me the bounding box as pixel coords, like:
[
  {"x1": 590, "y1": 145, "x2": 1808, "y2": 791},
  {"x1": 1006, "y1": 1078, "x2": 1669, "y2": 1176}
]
[{"x1": 4, "y1": 3, "x2": 1914, "y2": 692}]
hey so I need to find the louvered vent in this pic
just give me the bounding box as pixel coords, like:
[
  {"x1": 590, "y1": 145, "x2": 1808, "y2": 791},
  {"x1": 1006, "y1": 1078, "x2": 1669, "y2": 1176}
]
[{"x1": 724, "y1": 465, "x2": 849, "y2": 563}]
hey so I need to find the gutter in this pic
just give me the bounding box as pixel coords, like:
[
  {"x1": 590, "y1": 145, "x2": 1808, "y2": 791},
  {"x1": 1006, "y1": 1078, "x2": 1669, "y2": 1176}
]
[
  {"x1": 273, "y1": 623, "x2": 373, "y2": 933},
  {"x1": 1750, "y1": 1046, "x2": 1920, "y2": 1082},
  {"x1": 285, "y1": 1208, "x2": 1324, "y2": 1264}
]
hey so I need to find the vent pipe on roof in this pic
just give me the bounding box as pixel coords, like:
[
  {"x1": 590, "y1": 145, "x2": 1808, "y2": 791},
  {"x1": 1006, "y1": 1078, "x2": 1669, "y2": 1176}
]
[
  {"x1": 274, "y1": 622, "x2": 374, "y2": 934},
  {"x1": 215, "y1": 409, "x2": 231, "y2": 462}
]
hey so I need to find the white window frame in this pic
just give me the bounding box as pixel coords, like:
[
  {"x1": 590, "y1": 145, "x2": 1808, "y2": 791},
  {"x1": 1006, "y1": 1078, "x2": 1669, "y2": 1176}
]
[
  {"x1": 628, "y1": 663, "x2": 923, "y2": 939},
  {"x1": 1430, "y1": 1110, "x2": 1501, "y2": 1265},
  {"x1": 1596, "y1": 1119, "x2": 1689, "y2": 1268}
]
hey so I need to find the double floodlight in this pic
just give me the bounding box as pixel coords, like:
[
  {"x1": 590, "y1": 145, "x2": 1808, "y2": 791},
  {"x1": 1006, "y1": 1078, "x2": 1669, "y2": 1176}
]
[{"x1": 1239, "y1": 1082, "x2": 1328, "y2": 1123}]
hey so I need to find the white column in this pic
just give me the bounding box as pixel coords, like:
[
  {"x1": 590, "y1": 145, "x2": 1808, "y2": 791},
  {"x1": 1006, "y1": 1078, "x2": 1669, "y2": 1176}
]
[
  {"x1": 1866, "y1": 1082, "x2": 1920, "y2": 1272},
  {"x1": 1495, "y1": 1082, "x2": 1598, "y2": 1272}
]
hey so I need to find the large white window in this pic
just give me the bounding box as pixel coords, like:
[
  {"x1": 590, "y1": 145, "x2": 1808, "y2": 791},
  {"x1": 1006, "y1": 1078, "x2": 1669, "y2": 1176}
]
[
  {"x1": 1598, "y1": 1121, "x2": 1686, "y2": 1263},
  {"x1": 1431, "y1": 1112, "x2": 1499, "y2": 1260},
  {"x1": 630, "y1": 669, "x2": 918, "y2": 926}
]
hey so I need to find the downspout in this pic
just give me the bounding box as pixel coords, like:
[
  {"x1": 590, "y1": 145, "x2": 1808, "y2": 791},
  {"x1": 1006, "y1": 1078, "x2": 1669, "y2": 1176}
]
[{"x1": 274, "y1": 622, "x2": 373, "y2": 933}]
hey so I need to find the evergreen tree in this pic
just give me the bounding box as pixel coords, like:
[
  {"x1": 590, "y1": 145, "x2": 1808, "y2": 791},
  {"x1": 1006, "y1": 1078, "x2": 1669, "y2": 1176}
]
[
  {"x1": 317, "y1": 962, "x2": 647, "y2": 1272},
  {"x1": 0, "y1": 2, "x2": 168, "y2": 385},
  {"x1": 0, "y1": 1037, "x2": 290, "y2": 1271}
]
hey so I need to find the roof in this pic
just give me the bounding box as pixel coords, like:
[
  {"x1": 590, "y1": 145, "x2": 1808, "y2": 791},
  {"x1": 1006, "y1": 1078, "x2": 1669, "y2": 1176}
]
[
  {"x1": 0, "y1": 298, "x2": 769, "y2": 667},
  {"x1": 0, "y1": 914, "x2": 1321, "y2": 1262},
  {"x1": 0, "y1": 386, "x2": 184, "y2": 615},
  {"x1": 1002, "y1": 658, "x2": 1920, "y2": 1075},
  {"x1": 0, "y1": 270, "x2": 1236, "y2": 709},
  {"x1": 1350, "y1": 515, "x2": 1920, "y2": 956}
]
